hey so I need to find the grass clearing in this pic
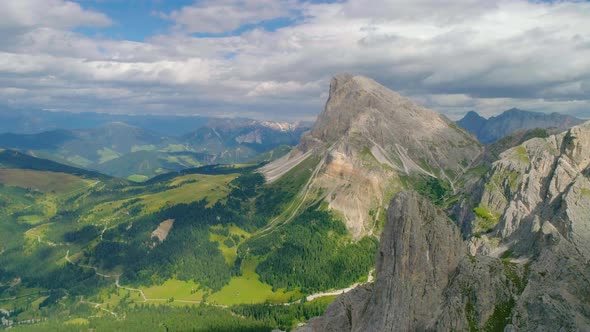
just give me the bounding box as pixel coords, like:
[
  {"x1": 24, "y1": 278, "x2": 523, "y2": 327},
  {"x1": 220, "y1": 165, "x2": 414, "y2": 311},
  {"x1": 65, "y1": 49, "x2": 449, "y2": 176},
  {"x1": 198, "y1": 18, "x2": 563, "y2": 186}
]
[
  {"x1": 131, "y1": 145, "x2": 157, "y2": 152},
  {"x1": 162, "y1": 144, "x2": 189, "y2": 152},
  {"x1": 474, "y1": 206, "x2": 500, "y2": 233},
  {"x1": 64, "y1": 318, "x2": 89, "y2": 326},
  {"x1": 513, "y1": 146, "x2": 530, "y2": 163},
  {"x1": 30, "y1": 296, "x2": 49, "y2": 310},
  {"x1": 210, "y1": 224, "x2": 251, "y2": 265},
  {"x1": 142, "y1": 279, "x2": 205, "y2": 301},
  {"x1": 82, "y1": 173, "x2": 237, "y2": 223},
  {"x1": 18, "y1": 215, "x2": 45, "y2": 225},
  {"x1": 127, "y1": 174, "x2": 149, "y2": 182},
  {"x1": 97, "y1": 148, "x2": 121, "y2": 163},
  {"x1": 141, "y1": 174, "x2": 237, "y2": 213},
  {"x1": 65, "y1": 155, "x2": 93, "y2": 167},
  {"x1": 210, "y1": 233, "x2": 238, "y2": 265},
  {"x1": 0, "y1": 169, "x2": 91, "y2": 193},
  {"x1": 24, "y1": 223, "x2": 52, "y2": 242},
  {"x1": 209, "y1": 257, "x2": 301, "y2": 306},
  {"x1": 95, "y1": 287, "x2": 144, "y2": 307}
]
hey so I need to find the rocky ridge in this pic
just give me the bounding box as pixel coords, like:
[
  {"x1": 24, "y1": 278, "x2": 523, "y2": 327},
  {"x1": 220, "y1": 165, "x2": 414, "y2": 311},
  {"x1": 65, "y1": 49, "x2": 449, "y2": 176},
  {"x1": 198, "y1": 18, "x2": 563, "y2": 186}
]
[{"x1": 297, "y1": 120, "x2": 590, "y2": 331}]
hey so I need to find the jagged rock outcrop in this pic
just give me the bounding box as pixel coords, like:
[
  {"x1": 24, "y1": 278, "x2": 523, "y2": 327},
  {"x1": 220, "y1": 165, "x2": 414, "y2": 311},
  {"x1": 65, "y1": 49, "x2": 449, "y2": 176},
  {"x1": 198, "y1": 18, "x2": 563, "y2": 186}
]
[
  {"x1": 355, "y1": 191, "x2": 465, "y2": 331},
  {"x1": 462, "y1": 121, "x2": 590, "y2": 330},
  {"x1": 297, "y1": 121, "x2": 590, "y2": 331},
  {"x1": 262, "y1": 74, "x2": 482, "y2": 238},
  {"x1": 297, "y1": 191, "x2": 465, "y2": 331},
  {"x1": 456, "y1": 108, "x2": 583, "y2": 144},
  {"x1": 469, "y1": 121, "x2": 590, "y2": 256}
]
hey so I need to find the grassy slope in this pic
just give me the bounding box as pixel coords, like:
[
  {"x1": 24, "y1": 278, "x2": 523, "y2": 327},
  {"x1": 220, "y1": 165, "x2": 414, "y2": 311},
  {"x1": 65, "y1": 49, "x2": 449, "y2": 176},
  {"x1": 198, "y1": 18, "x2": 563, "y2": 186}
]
[
  {"x1": 80, "y1": 173, "x2": 236, "y2": 225},
  {"x1": 0, "y1": 154, "x2": 345, "y2": 329},
  {"x1": 0, "y1": 169, "x2": 92, "y2": 193},
  {"x1": 208, "y1": 257, "x2": 301, "y2": 306}
]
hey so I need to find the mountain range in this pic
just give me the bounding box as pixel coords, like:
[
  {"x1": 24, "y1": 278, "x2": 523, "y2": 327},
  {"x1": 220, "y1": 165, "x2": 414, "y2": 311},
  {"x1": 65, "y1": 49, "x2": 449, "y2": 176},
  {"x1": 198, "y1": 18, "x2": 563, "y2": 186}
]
[
  {"x1": 297, "y1": 118, "x2": 590, "y2": 331},
  {"x1": 0, "y1": 108, "x2": 213, "y2": 136},
  {"x1": 1, "y1": 74, "x2": 588, "y2": 331},
  {"x1": 0, "y1": 119, "x2": 310, "y2": 179},
  {"x1": 457, "y1": 108, "x2": 583, "y2": 144}
]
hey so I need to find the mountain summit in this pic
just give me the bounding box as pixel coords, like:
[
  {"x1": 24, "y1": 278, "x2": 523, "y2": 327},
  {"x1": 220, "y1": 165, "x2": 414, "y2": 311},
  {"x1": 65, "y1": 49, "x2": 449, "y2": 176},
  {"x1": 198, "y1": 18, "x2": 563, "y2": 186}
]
[{"x1": 262, "y1": 74, "x2": 482, "y2": 237}]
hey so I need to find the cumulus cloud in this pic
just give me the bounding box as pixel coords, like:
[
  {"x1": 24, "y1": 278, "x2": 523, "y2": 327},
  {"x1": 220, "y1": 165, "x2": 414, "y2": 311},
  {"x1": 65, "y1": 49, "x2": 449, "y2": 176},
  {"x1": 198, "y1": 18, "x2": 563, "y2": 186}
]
[
  {"x1": 0, "y1": 0, "x2": 590, "y2": 120},
  {"x1": 162, "y1": 0, "x2": 298, "y2": 34},
  {"x1": 0, "y1": 0, "x2": 111, "y2": 32}
]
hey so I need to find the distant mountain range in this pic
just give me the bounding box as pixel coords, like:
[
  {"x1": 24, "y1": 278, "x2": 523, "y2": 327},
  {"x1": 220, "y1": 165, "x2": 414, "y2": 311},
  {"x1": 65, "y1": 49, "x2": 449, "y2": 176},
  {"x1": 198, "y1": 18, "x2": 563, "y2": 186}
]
[
  {"x1": 0, "y1": 119, "x2": 310, "y2": 179},
  {"x1": 0, "y1": 108, "x2": 213, "y2": 136},
  {"x1": 456, "y1": 108, "x2": 583, "y2": 144}
]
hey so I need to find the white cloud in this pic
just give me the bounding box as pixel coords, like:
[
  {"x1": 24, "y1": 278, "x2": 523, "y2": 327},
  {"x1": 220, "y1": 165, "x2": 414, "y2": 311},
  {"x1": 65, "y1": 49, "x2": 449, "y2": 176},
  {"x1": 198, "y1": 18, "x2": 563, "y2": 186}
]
[
  {"x1": 0, "y1": 0, "x2": 111, "y2": 32},
  {"x1": 162, "y1": 0, "x2": 298, "y2": 34},
  {"x1": 1, "y1": 0, "x2": 590, "y2": 121}
]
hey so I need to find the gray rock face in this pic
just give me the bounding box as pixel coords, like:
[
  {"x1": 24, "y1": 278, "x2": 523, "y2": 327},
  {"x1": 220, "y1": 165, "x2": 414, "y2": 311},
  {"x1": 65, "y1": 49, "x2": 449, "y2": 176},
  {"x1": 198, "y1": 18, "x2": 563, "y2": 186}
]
[
  {"x1": 355, "y1": 191, "x2": 465, "y2": 332},
  {"x1": 262, "y1": 74, "x2": 482, "y2": 238},
  {"x1": 296, "y1": 191, "x2": 465, "y2": 331},
  {"x1": 297, "y1": 285, "x2": 373, "y2": 332},
  {"x1": 297, "y1": 122, "x2": 590, "y2": 331}
]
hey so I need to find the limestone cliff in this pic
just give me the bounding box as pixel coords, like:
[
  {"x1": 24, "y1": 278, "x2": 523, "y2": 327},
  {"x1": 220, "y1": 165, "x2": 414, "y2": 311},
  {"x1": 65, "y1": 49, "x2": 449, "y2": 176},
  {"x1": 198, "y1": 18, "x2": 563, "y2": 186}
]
[
  {"x1": 261, "y1": 74, "x2": 482, "y2": 238},
  {"x1": 297, "y1": 191, "x2": 464, "y2": 331},
  {"x1": 297, "y1": 121, "x2": 590, "y2": 331}
]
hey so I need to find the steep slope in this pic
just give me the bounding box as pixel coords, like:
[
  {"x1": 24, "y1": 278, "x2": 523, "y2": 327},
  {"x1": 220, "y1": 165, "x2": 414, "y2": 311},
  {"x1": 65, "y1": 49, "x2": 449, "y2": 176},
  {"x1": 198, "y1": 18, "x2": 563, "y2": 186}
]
[
  {"x1": 459, "y1": 122, "x2": 590, "y2": 330},
  {"x1": 457, "y1": 108, "x2": 583, "y2": 144},
  {"x1": 299, "y1": 121, "x2": 590, "y2": 331},
  {"x1": 456, "y1": 110, "x2": 487, "y2": 137},
  {"x1": 477, "y1": 127, "x2": 561, "y2": 165},
  {"x1": 262, "y1": 74, "x2": 482, "y2": 237},
  {"x1": 296, "y1": 192, "x2": 465, "y2": 332}
]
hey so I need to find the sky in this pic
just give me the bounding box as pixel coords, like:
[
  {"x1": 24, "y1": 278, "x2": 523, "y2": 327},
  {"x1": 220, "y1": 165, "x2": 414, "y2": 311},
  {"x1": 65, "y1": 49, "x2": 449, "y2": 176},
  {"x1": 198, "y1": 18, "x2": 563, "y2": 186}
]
[{"x1": 0, "y1": 0, "x2": 589, "y2": 121}]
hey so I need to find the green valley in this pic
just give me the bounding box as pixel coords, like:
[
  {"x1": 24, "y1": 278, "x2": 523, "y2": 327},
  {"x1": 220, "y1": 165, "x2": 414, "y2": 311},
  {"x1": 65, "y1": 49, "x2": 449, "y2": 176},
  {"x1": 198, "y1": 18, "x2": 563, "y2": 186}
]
[{"x1": 0, "y1": 149, "x2": 374, "y2": 331}]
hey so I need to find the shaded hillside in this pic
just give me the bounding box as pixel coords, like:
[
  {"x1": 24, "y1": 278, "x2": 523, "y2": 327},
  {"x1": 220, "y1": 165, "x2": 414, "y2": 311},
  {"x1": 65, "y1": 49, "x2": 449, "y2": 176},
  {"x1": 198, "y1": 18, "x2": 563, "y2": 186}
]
[
  {"x1": 0, "y1": 149, "x2": 115, "y2": 182},
  {"x1": 457, "y1": 108, "x2": 583, "y2": 144}
]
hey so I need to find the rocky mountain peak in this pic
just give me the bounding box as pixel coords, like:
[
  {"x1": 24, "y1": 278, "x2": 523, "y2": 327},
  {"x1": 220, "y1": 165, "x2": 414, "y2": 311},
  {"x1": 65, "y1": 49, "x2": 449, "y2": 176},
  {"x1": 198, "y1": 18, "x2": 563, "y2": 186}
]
[
  {"x1": 310, "y1": 74, "x2": 448, "y2": 145},
  {"x1": 262, "y1": 74, "x2": 482, "y2": 238}
]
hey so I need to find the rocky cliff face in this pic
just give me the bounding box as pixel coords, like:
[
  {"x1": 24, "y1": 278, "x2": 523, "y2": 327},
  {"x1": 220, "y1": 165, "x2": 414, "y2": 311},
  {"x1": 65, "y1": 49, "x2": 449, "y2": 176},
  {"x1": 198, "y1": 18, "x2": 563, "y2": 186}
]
[
  {"x1": 297, "y1": 121, "x2": 590, "y2": 331},
  {"x1": 457, "y1": 108, "x2": 583, "y2": 144},
  {"x1": 470, "y1": 121, "x2": 590, "y2": 254},
  {"x1": 297, "y1": 191, "x2": 464, "y2": 332},
  {"x1": 262, "y1": 74, "x2": 482, "y2": 238}
]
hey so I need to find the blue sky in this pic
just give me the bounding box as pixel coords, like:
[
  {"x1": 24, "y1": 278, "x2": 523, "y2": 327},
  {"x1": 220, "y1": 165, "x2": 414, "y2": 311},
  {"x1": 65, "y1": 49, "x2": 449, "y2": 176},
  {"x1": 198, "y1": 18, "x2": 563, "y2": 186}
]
[
  {"x1": 74, "y1": 0, "x2": 336, "y2": 41},
  {"x1": 0, "y1": 0, "x2": 589, "y2": 120},
  {"x1": 73, "y1": 1, "x2": 190, "y2": 41}
]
